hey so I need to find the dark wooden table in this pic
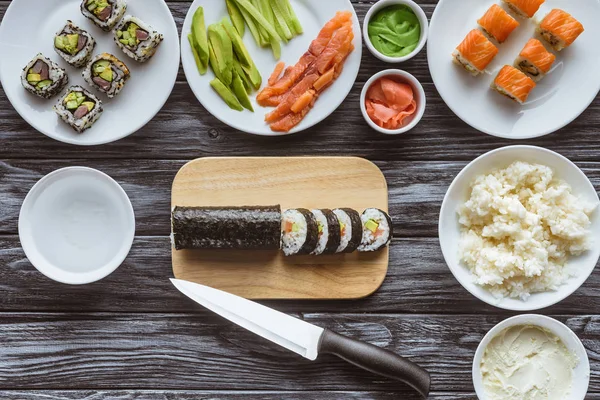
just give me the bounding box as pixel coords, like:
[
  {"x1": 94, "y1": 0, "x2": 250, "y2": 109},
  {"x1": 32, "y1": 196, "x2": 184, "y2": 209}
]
[{"x1": 1, "y1": 1, "x2": 599, "y2": 399}]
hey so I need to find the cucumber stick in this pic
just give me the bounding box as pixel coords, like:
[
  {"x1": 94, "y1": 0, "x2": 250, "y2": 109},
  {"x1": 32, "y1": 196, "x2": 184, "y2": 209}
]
[
  {"x1": 233, "y1": 0, "x2": 281, "y2": 42},
  {"x1": 251, "y1": 0, "x2": 270, "y2": 46},
  {"x1": 270, "y1": 0, "x2": 292, "y2": 40},
  {"x1": 283, "y1": 0, "x2": 303, "y2": 34},
  {"x1": 238, "y1": 4, "x2": 263, "y2": 46}
]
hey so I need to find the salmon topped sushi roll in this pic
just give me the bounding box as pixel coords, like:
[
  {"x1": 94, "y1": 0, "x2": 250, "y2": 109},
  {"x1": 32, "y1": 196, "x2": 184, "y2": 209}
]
[
  {"x1": 453, "y1": 29, "x2": 499, "y2": 76},
  {"x1": 502, "y1": 0, "x2": 545, "y2": 18},
  {"x1": 491, "y1": 65, "x2": 536, "y2": 104},
  {"x1": 514, "y1": 39, "x2": 556, "y2": 81},
  {"x1": 538, "y1": 9, "x2": 584, "y2": 51},
  {"x1": 477, "y1": 4, "x2": 520, "y2": 43}
]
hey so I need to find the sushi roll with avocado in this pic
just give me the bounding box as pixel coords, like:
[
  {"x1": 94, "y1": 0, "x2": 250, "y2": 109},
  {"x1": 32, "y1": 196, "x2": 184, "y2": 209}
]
[
  {"x1": 21, "y1": 54, "x2": 68, "y2": 99},
  {"x1": 54, "y1": 86, "x2": 103, "y2": 133},
  {"x1": 54, "y1": 21, "x2": 96, "y2": 68},
  {"x1": 310, "y1": 209, "x2": 341, "y2": 255},
  {"x1": 281, "y1": 209, "x2": 319, "y2": 256},
  {"x1": 358, "y1": 208, "x2": 393, "y2": 252},
  {"x1": 114, "y1": 16, "x2": 164, "y2": 62},
  {"x1": 82, "y1": 53, "x2": 130, "y2": 98},
  {"x1": 81, "y1": 0, "x2": 127, "y2": 32},
  {"x1": 333, "y1": 208, "x2": 363, "y2": 254}
]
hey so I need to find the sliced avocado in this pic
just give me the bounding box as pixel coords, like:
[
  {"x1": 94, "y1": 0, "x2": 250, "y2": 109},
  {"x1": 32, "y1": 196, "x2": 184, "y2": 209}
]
[
  {"x1": 191, "y1": 6, "x2": 210, "y2": 71},
  {"x1": 116, "y1": 30, "x2": 123, "y2": 38},
  {"x1": 210, "y1": 78, "x2": 243, "y2": 111},
  {"x1": 241, "y1": 60, "x2": 262, "y2": 90},
  {"x1": 292, "y1": 223, "x2": 299, "y2": 232},
  {"x1": 65, "y1": 92, "x2": 78, "y2": 103},
  {"x1": 188, "y1": 34, "x2": 207, "y2": 75},
  {"x1": 66, "y1": 100, "x2": 79, "y2": 110},
  {"x1": 37, "y1": 80, "x2": 52, "y2": 89},
  {"x1": 208, "y1": 23, "x2": 233, "y2": 86},
  {"x1": 82, "y1": 101, "x2": 95, "y2": 111},
  {"x1": 66, "y1": 34, "x2": 79, "y2": 53},
  {"x1": 225, "y1": 0, "x2": 245, "y2": 37},
  {"x1": 99, "y1": 68, "x2": 113, "y2": 82},
  {"x1": 119, "y1": 39, "x2": 130, "y2": 45},
  {"x1": 232, "y1": 55, "x2": 251, "y2": 92},
  {"x1": 127, "y1": 22, "x2": 140, "y2": 40},
  {"x1": 221, "y1": 18, "x2": 252, "y2": 68},
  {"x1": 128, "y1": 37, "x2": 136, "y2": 47},
  {"x1": 208, "y1": 41, "x2": 224, "y2": 82},
  {"x1": 122, "y1": 31, "x2": 131, "y2": 40},
  {"x1": 231, "y1": 70, "x2": 253, "y2": 111},
  {"x1": 54, "y1": 36, "x2": 66, "y2": 51},
  {"x1": 27, "y1": 73, "x2": 41, "y2": 83},
  {"x1": 365, "y1": 219, "x2": 379, "y2": 233}
]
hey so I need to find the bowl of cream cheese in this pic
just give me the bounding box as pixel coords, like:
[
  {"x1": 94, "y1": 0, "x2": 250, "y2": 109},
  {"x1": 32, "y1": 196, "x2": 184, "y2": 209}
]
[{"x1": 473, "y1": 314, "x2": 590, "y2": 400}]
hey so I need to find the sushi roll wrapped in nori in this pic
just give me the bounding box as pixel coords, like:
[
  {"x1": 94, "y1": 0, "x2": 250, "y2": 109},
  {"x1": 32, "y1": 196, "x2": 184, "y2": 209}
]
[
  {"x1": 81, "y1": 0, "x2": 127, "y2": 32},
  {"x1": 514, "y1": 39, "x2": 556, "y2": 82},
  {"x1": 54, "y1": 86, "x2": 103, "y2": 133},
  {"x1": 21, "y1": 54, "x2": 68, "y2": 99},
  {"x1": 310, "y1": 209, "x2": 341, "y2": 255},
  {"x1": 171, "y1": 206, "x2": 282, "y2": 251},
  {"x1": 114, "y1": 16, "x2": 164, "y2": 62},
  {"x1": 537, "y1": 9, "x2": 584, "y2": 51},
  {"x1": 281, "y1": 208, "x2": 319, "y2": 256},
  {"x1": 358, "y1": 208, "x2": 393, "y2": 252},
  {"x1": 333, "y1": 208, "x2": 362, "y2": 254},
  {"x1": 54, "y1": 21, "x2": 96, "y2": 68},
  {"x1": 82, "y1": 53, "x2": 130, "y2": 98}
]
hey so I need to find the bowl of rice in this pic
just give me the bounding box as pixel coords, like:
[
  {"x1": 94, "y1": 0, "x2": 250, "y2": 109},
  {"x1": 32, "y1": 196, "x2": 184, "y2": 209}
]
[{"x1": 439, "y1": 145, "x2": 600, "y2": 311}]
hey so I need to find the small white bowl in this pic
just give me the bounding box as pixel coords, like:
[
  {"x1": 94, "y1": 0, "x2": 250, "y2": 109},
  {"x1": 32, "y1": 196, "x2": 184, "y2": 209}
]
[
  {"x1": 363, "y1": 0, "x2": 429, "y2": 63},
  {"x1": 360, "y1": 69, "x2": 426, "y2": 134},
  {"x1": 19, "y1": 167, "x2": 135, "y2": 285},
  {"x1": 439, "y1": 145, "x2": 600, "y2": 310},
  {"x1": 473, "y1": 314, "x2": 590, "y2": 400}
]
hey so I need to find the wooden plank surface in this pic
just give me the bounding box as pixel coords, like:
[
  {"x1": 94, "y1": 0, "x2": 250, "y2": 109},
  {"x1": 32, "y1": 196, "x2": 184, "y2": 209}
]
[{"x1": 1, "y1": 0, "x2": 599, "y2": 399}]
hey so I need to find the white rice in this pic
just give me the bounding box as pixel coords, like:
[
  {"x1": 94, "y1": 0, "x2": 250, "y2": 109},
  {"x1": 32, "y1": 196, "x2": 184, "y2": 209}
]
[
  {"x1": 311, "y1": 210, "x2": 329, "y2": 255},
  {"x1": 358, "y1": 209, "x2": 391, "y2": 252},
  {"x1": 281, "y1": 209, "x2": 308, "y2": 256},
  {"x1": 334, "y1": 209, "x2": 352, "y2": 253}
]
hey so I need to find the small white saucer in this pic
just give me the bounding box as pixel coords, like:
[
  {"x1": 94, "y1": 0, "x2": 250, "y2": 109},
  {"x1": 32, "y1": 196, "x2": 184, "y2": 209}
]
[{"x1": 18, "y1": 167, "x2": 135, "y2": 285}]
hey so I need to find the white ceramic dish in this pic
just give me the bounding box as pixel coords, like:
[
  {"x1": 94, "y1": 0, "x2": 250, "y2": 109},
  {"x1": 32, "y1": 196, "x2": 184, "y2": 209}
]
[
  {"x1": 439, "y1": 145, "x2": 600, "y2": 311},
  {"x1": 473, "y1": 314, "x2": 590, "y2": 400},
  {"x1": 362, "y1": 0, "x2": 429, "y2": 63},
  {"x1": 360, "y1": 69, "x2": 426, "y2": 134},
  {"x1": 19, "y1": 167, "x2": 135, "y2": 284},
  {"x1": 0, "y1": 0, "x2": 180, "y2": 145},
  {"x1": 181, "y1": 0, "x2": 362, "y2": 136},
  {"x1": 428, "y1": 0, "x2": 600, "y2": 139}
]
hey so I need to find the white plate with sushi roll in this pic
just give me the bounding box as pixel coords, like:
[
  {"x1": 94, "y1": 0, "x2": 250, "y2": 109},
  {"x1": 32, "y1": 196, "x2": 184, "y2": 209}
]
[
  {"x1": 0, "y1": 0, "x2": 180, "y2": 145},
  {"x1": 428, "y1": 0, "x2": 600, "y2": 139}
]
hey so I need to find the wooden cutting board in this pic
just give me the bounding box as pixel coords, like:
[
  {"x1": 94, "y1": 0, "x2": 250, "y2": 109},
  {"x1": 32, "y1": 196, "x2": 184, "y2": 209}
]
[{"x1": 171, "y1": 157, "x2": 389, "y2": 299}]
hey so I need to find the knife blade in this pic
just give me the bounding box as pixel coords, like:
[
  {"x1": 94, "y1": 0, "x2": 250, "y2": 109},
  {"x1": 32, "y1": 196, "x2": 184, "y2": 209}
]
[{"x1": 171, "y1": 279, "x2": 431, "y2": 398}]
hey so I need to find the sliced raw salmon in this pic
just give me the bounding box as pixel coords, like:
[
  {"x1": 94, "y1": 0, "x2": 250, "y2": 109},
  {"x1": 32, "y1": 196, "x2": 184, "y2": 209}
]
[
  {"x1": 291, "y1": 90, "x2": 316, "y2": 113},
  {"x1": 265, "y1": 73, "x2": 320, "y2": 123},
  {"x1": 502, "y1": 0, "x2": 545, "y2": 18},
  {"x1": 313, "y1": 68, "x2": 335, "y2": 92},
  {"x1": 257, "y1": 52, "x2": 316, "y2": 103},
  {"x1": 308, "y1": 11, "x2": 353, "y2": 56},
  {"x1": 477, "y1": 4, "x2": 519, "y2": 43},
  {"x1": 270, "y1": 95, "x2": 318, "y2": 132},
  {"x1": 268, "y1": 61, "x2": 286, "y2": 86}
]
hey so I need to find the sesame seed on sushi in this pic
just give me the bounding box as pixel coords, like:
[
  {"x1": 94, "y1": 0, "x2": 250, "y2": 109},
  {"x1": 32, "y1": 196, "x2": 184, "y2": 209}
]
[
  {"x1": 54, "y1": 85, "x2": 103, "y2": 133},
  {"x1": 82, "y1": 53, "x2": 130, "y2": 98},
  {"x1": 333, "y1": 208, "x2": 363, "y2": 254},
  {"x1": 281, "y1": 209, "x2": 319, "y2": 256},
  {"x1": 81, "y1": 0, "x2": 127, "y2": 32},
  {"x1": 358, "y1": 208, "x2": 393, "y2": 252},
  {"x1": 310, "y1": 209, "x2": 341, "y2": 255},
  {"x1": 114, "y1": 16, "x2": 164, "y2": 63},
  {"x1": 54, "y1": 20, "x2": 96, "y2": 68},
  {"x1": 21, "y1": 54, "x2": 68, "y2": 99}
]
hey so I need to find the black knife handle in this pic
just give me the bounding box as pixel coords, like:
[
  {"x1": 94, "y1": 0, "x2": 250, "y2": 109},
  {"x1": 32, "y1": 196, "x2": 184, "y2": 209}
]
[{"x1": 319, "y1": 329, "x2": 430, "y2": 398}]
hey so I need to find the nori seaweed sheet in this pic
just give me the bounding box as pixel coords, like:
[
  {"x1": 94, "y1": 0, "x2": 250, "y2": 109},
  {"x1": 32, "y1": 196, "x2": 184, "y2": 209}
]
[
  {"x1": 172, "y1": 206, "x2": 281, "y2": 250},
  {"x1": 321, "y1": 209, "x2": 341, "y2": 255},
  {"x1": 338, "y1": 208, "x2": 362, "y2": 254},
  {"x1": 296, "y1": 208, "x2": 319, "y2": 255}
]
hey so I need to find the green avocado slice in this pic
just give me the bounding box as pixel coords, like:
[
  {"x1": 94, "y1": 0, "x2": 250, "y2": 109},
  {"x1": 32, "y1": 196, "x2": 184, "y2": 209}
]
[
  {"x1": 231, "y1": 70, "x2": 253, "y2": 111},
  {"x1": 210, "y1": 78, "x2": 243, "y2": 111}
]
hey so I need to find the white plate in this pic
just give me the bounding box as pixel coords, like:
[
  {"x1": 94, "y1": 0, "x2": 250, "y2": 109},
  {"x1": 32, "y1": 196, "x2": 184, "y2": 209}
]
[
  {"x1": 439, "y1": 145, "x2": 600, "y2": 311},
  {"x1": 473, "y1": 314, "x2": 590, "y2": 400},
  {"x1": 19, "y1": 167, "x2": 135, "y2": 285},
  {"x1": 181, "y1": 0, "x2": 362, "y2": 136},
  {"x1": 428, "y1": 0, "x2": 600, "y2": 139},
  {"x1": 0, "y1": 0, "x2": 179, "y2": 145}
]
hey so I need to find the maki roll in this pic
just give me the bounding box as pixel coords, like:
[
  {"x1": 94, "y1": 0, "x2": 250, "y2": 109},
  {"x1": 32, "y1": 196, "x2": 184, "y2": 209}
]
[
  {"x1": 453, "y1": 30, "x2": 499, "y2": 76},
  {"x1": 537, "y1": 9, "x2": 584, "y2": 51},
  {"x1": 82, "y1": 53, "x2": 130, "y2": 98},
  {"x1": 491, "y1": 65, "x2": 536, "y2": 104},
  {"x1": 514, "y1": 39, "x2": 556, "y2": 81},
  {"x1": 477, "y1": 4, "x2": 519, "y2": 44},
  {"x1": 81, "y1": 0, "x2": 127, "y2": 32},
  {"x1": 358, "y1": 208, "x2": 393, "y2": 252},
  {"x1": 281, "y1": 208, "x2": 319, "y2": 256},
  {"x1": 21, "y1": 54, "x2": 68, "y2": 99},
  {"x1": 54, "y1": 86, "x2": 103, "y2": 133},
  {"x1": 310, "y1": 209, "x2": 341, "y2": 255},
  {"x1": 114, "y1": 16, "x2": 164, "y2": 62},
  {"x1": 333, "y1": 208, "x2": 362, "y2": 254},
  {"x1": 54, "y1": 21, "x2": 96, "y2": 68},
  {"x1": 171, "y1": 206, "x2": 281, "y2": 251}
]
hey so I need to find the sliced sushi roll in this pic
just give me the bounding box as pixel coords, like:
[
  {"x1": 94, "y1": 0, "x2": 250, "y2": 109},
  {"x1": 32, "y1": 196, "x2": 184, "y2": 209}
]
[
  {"x1": 491, "y1": 65, "x2": 536, "y2": 104},
  {"x1": 54, "y1": 21, "x2": 96, "y2": 68},
  {"x1": 81, "y1": 0, "x2": 127, "y2": 32},
  {"x1": 358, "y1": 208, "x2": 393, "y2": 252},
  {"x1": 477, "y1": 4, "x2": 519, "y2": 43},
  {"x1": 333, "y1": 208, "x2": 362, "y2": 254},
  {"x1": 54, "y1": 86, "x2": 103, "y2": 133},
  {"x1": 514, "y1": 38, "x2": 556, "y2": 81},
  {"x1": 21, "y1": 54, "x2": 68, "y2": 99},
  {"x1": 502, "y1": 0, "x2": 545, "y2": 18},
  {"x1": 537, "y1": 9, "x2": 584, "y2": 51},
  {"x1": 114, "y1": 16, "x2": 164, "y2": 62},
  {"x1": 310, "y1": 209, "x2": 341, "y2": 255},
  {"x1": 452, "y1": 30, "x2": 499, "y2": 76},
  {"x1": 82, "y1": 53, "x2": 130, "y2": 98},
  {"x1": 281, "y1": 208, "x2": 319, "y2": 256}
]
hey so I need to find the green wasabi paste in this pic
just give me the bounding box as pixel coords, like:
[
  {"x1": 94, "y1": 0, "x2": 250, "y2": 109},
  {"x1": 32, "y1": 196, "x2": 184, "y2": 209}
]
[{"x1": 368, "y1": 5, "x2": 421, "y2": 58}]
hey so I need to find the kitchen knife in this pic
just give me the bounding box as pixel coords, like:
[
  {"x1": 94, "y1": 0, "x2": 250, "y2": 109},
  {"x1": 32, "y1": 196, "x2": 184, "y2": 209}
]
[{"x1": 171, "y1": 279, "x2": 431, "y2": 398}]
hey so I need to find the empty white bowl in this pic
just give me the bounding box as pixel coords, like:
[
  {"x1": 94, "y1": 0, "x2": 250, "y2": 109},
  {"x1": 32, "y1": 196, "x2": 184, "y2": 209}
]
[
  {"x1": 473, "y1": 314, "x2": 590, "y2": 400},
  {"x1": 360, "y1": 69, "x2": 426, "y2": 134},
  {"x1": 19, "y1": 167, "x2": 135, "y2": 285},
  {"x1": 363, "y1": 0, "x2": 429, "y2": 63},
  {"x1": 439, "y1": 145, "x2": 600, "y2": 310}
]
